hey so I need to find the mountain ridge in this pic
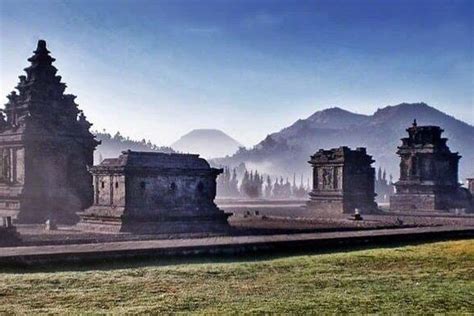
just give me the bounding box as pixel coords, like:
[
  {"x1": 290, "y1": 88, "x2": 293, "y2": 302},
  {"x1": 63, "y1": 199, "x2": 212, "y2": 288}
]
[{"x1": 213, "y1": 102, "x2": 474, "y2": 180}]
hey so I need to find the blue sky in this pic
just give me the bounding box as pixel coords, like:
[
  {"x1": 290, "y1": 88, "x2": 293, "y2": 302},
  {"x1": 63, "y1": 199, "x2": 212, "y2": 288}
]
[{"x1": 1, "y1": 0, "x2": 472, "y2": 146}]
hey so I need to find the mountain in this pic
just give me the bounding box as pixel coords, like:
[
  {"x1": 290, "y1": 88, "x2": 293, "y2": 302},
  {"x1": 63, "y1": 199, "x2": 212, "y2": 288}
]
[
  {"x1": 94, "y1": 131, "x2": 175, "y2": 164},
  {"x1": 171, "y1": 129, "x2": 242, "y2": 159},
  {"x1": 213, "y1": 103, "x2": 474, "y2": 180}
]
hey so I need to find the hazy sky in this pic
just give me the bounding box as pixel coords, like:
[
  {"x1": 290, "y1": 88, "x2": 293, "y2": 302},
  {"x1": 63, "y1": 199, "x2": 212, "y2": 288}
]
[{"x1": 1, "y1": 0, "x2": 472, "y2": 147}]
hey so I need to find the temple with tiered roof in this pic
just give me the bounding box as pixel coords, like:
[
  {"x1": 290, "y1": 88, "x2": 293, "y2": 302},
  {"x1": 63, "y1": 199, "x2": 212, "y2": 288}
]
[
  {"x1": 0, "y1": 40, "x2": 99, "y2": 223},
  {"x1": 390, "y1": 120, "x2": 473, "y2": 213}
]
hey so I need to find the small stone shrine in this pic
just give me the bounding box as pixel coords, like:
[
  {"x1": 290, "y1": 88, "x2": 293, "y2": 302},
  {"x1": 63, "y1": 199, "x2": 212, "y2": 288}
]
[
  {"x1": 78, "y1": 150, "x2": 230, "y2": 233},
  {"x1": 390, "y1": 120, "x2": 473, "y2": 212},
  {"x1": 0, "y1": 40, "x2": 99, "y2": 224},
  {"x1": 307, "y1": 146, "x2": 378, "y2": 216}
]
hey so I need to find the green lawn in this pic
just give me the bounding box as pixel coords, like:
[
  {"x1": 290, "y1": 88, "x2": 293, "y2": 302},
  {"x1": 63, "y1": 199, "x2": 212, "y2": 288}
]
[{"x1": 1, "y1": 240, "x2": 473, "y2": 314}]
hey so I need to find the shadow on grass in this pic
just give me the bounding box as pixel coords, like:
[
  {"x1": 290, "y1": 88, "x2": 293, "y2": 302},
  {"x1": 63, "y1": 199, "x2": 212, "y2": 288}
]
[{"x1": 1, "y1": 234, "x2": 472, "y2": 274}]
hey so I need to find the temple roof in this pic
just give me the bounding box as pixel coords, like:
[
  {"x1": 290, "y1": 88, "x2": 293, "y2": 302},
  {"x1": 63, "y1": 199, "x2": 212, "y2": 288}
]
[
  {"x1": 26, "y1": 40, "x2": 56, "y2": 67},
  {"x1": 4, "y1": 40, "x2": 68, "y2": 113},
  {"x1": 1, "y1": 40, "x2": 98, "y2": 147},
  {"x1": 309, "y1": 146, "x2": 374, "y2": 164},
  {"x1": 98, "y1": 150, "x2": 213, "y2": 170},
  {"x1": 400, "y1": 120, "x2": 449, "y2": 149}
]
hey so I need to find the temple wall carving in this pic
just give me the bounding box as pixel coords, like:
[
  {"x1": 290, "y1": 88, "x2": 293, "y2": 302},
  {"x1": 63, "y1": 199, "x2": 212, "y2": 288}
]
[{"x1": 307, "y1": 146, "x2": 378, "y2": 215}]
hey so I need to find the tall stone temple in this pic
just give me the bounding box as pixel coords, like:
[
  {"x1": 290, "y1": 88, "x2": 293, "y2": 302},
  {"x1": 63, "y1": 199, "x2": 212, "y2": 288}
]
[
  {"x1": 390, "y1": 120, "x2": 473, "y2": 213},
  {"x1": 0, "y1": 40, "x2": 99, "y2": 223},
  {"x1": 307, "y1": 146, "x2": 378, "y2": 216}
]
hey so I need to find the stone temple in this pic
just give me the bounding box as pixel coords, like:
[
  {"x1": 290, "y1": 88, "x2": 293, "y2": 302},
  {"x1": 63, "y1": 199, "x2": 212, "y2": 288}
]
[
  {"x1": 307, "y1": 146, "x2": 378, "y2": 216},
  {"x1": 468, "y1": 179, "x2": 474, "y2": 196},
  {"x1": 390, "y1": 120, "x2": 473, "y2": 213},
  {"x1": 78, "y1": 150, "x2": 230, "y2": 233},
  {"x1": 0, "y1": 40, "x2": 99, "y2": 224}
]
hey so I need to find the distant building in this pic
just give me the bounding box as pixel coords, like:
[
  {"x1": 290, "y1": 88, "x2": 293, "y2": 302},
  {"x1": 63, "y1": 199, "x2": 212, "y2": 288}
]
[
  {"x1": 78, "y1": 151, "x2": 229, "y2": 233},
  {"x1": 0, "y1": 40, "x2": 99, "y2": 223},
  {"x1": 307, "y1": 146, "x2": 378, "y2": 215},
  {"x1": 390, "y1": 120, "x2": 473, "y2": 212}
]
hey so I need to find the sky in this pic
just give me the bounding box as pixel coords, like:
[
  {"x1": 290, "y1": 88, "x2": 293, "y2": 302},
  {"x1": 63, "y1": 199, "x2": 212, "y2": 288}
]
[{"x1": 0, "y1": 0, "x2": 472, "y2": 147}]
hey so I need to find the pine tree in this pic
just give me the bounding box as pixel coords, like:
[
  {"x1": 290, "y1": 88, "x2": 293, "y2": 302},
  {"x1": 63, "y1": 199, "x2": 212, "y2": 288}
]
[
  {"x1": 279, "y1": 177, "x2": 291, "y2": 198},
  {"x1": 273, "y1": 178, "x2": 280, "y2": 198},
  {"x1": 291, "y1": 173, "x2": 297, "y2": 196},
  {"x1": 254, "y1": 170, "x2": 260, "y2": 197},
  {"x1": 240, "y1": 170, "x2": 263, "y2": 198},
  {"x1": 257, "y1": 172, "x2": 264, "y2": 197},
  {"x1": 230, "y1": 168, "x2": 239, "y2": 196},
  {"x1": 293, "y1": 174, "x2": 307, "y2": 198},
  {"x1": 113, "y1": 131, "x2": 123, "y2": 141},
  {"x1": 265, "y1": 175, "x2": 272, "y2": 198},
  {"x1": 240, "y1": 170, "x2": 249, "y2": 197}
]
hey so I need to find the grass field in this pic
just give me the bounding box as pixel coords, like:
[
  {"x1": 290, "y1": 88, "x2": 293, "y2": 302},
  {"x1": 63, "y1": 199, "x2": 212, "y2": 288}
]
[{"x1": 0, "y1": 240, "x2": 473, "y2": 314}]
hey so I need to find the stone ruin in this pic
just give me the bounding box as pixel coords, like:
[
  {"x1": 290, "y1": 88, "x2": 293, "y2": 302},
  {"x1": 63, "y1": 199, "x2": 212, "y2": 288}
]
[
  {"x1": 1, "y1": 39, "x2": 472, "y2": 241},
  {"x1": 307, "y1": 146, "x2": 379, "y2": 216},
  {"x1": 390, "y1": 120, "x2": 473, "y2": 213},
  {"x1": 0, "y1": 40, "x2": 99, "y2": 224},
  {"x1": 77, "y1": 150, "x2": 230, "y2": 233}
]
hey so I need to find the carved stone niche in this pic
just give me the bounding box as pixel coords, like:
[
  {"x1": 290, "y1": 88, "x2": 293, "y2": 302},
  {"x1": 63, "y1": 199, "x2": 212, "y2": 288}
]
[
  {"x1": 0, "y1": 148, "x2": 11, "y2": 184},
  {"x1": 307, "y1": 146, "x2": 378, "y2": 216}
]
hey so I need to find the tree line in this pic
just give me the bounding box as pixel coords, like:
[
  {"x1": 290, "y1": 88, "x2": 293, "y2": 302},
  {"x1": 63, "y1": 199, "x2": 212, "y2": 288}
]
[{"x1": 217, "y1": 166, "x2": 310, "y2": 199}]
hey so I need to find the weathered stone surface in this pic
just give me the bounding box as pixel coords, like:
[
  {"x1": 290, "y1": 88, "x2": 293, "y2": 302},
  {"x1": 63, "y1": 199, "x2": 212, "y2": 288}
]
[
  {"x1": 390, "y1": 120, "x2": 473, "y2": 213},
  {"x1": 1, "y1": 226, "x2": 473, "y2": 266},
  {"x1": 0, "y1": 40, "x2": 99, "y2": 224},
  {"x1": 307, "y1": 146, "x2": 379, "y2": 215},
  {"x1": 77, "y1": 150, "x2": 230, "y2": 233},
  {"x1": 0, "y1": 216, "x2": 20, "y2": 246}
]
